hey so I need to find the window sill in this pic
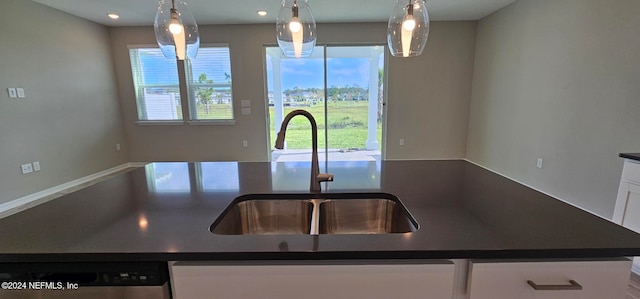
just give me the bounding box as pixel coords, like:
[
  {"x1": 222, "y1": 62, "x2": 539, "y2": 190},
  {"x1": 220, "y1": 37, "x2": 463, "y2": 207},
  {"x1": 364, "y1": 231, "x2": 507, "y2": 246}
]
[
  {"x1": 188, "y1": 120, "x2": 236, "y2": 126},
  {"x1": 135, "y1": 120, "x2": 185, "y2": 126}
]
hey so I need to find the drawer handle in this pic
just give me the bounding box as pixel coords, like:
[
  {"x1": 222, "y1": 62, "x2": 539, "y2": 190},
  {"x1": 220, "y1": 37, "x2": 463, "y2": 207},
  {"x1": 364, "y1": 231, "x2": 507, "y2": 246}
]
[{"x1": 527, "y1": 280, "x2": 583, "y2": 291}]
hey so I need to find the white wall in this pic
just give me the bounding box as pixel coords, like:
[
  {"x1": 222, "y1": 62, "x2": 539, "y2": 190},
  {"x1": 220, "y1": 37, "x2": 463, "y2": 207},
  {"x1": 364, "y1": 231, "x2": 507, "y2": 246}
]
[
  {"x1": 466, "y1": 0, "x2": 640, "y2": 218},
  {"x1": 109, "y1": 22, "x2": 477, "y2": 162},
  {"x1": 0, "y1": 0, "x2": 127, "y2": 204}
]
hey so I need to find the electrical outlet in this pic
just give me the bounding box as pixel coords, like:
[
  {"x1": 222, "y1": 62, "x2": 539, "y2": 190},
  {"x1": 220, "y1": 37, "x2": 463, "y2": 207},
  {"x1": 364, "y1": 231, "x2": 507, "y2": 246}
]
[
  {"x1": 7, "y1": 88, "x2": 17, "y2": 98},
  {"x1": 33, "y1": 161, "x2": 41, "y2": 171},
  {"x1": 243, "y1": 140, "x2": 248, "y2": 148},
  {"x1": 16, "y1": 88, "x2": 25, "y2": 98},
  {"x1": 536, "y1": 158, "x2": 543, "y2": 169},
  {"x1": 21, "y1": 163, "x2": 33, "y2": 174},
  {"x1": 116, "y1": 143, "x2": 121, "y2": 151},
  {"x1": 399, "y1": 139, "x2": 405, "y2": 146}
]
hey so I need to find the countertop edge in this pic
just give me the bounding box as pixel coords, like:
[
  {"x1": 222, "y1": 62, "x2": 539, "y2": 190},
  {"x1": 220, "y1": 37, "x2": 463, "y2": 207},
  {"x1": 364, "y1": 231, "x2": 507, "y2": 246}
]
[
  {"x1": 1, "y1": 248, "x2": 637, "y2": 263},
  {"x1": 620, "y1": 153, "x2": 640, "y2": 162}
]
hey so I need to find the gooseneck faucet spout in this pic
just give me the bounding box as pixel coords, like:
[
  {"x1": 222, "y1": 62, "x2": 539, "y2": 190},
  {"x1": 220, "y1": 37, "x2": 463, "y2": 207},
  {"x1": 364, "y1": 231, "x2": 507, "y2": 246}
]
[{"x1": 275, "y1": 109, "x2": 334, "y2": 193}]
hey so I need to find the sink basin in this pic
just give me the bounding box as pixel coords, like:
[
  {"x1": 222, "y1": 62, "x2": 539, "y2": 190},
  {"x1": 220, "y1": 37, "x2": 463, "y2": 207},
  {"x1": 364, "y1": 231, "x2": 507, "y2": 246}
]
[
  {"x1": 319, "y1": 198, "x2": 418, "y2": 234},
  {"x1": 210, "y1": 197, "x2": 313, "y2": 235},
  {"x1": 210, "y1": 193, "x2": 418, "y2": 235}
]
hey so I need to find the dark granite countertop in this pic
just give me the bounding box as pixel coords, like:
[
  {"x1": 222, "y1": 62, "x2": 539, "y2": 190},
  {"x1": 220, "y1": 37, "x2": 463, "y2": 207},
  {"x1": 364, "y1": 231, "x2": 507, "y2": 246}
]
[
  {"x1": 620, "y1": 153, "x2": 640, "y2": 162},
  {"x1": 1, "y1": 160, "x2": 640, "y2": 263}
]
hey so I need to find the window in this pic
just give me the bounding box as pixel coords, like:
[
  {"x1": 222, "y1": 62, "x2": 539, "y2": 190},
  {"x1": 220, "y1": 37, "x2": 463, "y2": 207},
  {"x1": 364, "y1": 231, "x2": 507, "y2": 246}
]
[
  {"x1": 129, "y1": 45, "x2": 234, "y2": 123},
  {"x1": 186, "y1": 47, "x2": 234, "y2": 121},
  {"x1": 129, "y1": 48, "x2": 181, "y2": 121}
]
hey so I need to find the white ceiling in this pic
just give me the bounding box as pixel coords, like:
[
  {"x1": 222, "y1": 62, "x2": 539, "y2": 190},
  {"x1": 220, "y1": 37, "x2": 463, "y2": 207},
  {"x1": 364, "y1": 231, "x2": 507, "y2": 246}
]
[{"x1": 32, "y1": 0, "x2": 518, "y2": 27}]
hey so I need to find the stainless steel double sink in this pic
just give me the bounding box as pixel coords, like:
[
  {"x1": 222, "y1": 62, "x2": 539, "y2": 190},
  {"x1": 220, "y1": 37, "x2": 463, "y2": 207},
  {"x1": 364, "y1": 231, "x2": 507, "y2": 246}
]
[{"x1": 210, "y1": 193, "x2": 419, "y2": 235}]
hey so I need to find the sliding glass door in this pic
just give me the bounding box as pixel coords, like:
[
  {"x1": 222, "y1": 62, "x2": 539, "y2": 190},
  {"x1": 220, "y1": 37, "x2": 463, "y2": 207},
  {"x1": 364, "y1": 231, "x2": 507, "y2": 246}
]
[
  {"x1": 265, "y1": 45, "x2": 385, "y2": 164},
  {"x1": 326, "y1": 46, "x2": 385, "y2": 162}
]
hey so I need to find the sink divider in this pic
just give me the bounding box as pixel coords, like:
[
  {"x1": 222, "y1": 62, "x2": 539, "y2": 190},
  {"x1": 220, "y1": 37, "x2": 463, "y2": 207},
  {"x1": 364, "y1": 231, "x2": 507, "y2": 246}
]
[{"x1": 309, "y1": 199, "x2": 323, "y2": 235}]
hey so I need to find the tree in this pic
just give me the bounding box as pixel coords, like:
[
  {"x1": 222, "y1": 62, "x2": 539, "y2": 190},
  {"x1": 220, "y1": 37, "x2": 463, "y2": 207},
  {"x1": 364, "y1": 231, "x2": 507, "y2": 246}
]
[
  {"x1": 328, "y1": 86, "x2": 339, "y2": 102},
  {"x1": 197, "y1": 73, "x2": 214, "y2": 114}
]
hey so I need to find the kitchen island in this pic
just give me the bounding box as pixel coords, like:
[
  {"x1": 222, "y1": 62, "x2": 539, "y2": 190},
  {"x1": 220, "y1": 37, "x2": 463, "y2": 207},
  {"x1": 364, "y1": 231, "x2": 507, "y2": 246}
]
[{"x1": 1, "y1": 160, "x2": 640, "y2": 298}]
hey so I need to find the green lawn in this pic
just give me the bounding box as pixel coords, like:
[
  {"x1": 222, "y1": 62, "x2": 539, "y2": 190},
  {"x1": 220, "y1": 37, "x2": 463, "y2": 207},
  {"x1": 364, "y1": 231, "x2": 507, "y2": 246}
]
[
  {"x1": 269, "y1": 101, "x2": 382, "y2": 149},
  {"x1": 192, "y1": 101, "x2": 382, "y2": 150},
  {"x1": 194, "y1": 103, "x2": 233, "y2": 119}
]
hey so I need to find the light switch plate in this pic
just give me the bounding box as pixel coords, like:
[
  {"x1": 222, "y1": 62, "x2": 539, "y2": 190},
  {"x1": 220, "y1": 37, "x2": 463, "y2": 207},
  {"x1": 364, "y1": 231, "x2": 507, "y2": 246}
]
[
  {"x1": 7, "y1": 88, "x2": 17, "y2": 98},
  {"x1": 241, "y1": 100, "x2": 251, "y2": 107},
  {"x1": 21, "y1": 163, "x2": 33, "y2": 174},
  {"x1": 16, "y1": 88, "x2": 25, "y2": 98},
  {"x1": 536, "y1": 158, "x2": 543, "y2": 169},
  {"x1": 241, "y1": 107, "x2": 251, "y2": 115}
]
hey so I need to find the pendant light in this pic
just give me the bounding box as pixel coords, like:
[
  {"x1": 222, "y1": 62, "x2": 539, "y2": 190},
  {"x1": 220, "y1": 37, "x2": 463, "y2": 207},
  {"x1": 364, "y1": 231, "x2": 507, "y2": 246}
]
[
  {"x1": 387, "y1": 0, "x2": 429, "y2": 57},
  {"x1": 154, "y1": 0, "x2": 200, "y2": 60},
  {"x1": 276, "y1": 0, "x2": 317, "y2": 58}
]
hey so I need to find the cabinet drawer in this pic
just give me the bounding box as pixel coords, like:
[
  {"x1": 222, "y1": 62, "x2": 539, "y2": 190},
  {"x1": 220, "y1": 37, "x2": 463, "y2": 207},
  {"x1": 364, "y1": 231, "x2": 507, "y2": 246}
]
[
  {"x1": 468, "y1": 259, "x2": 631, "y2": 299},
  {"x1": 171, "y1": 260, "x2": 454, "y2": 299},
  {"x1": 623, "y1": 160, "x2": 640, "y2": 184}
]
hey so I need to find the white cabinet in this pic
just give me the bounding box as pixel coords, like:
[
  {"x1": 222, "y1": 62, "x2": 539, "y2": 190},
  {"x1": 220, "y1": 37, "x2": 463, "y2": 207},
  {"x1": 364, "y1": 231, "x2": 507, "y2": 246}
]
[
  {"x1": 467, "y1": 259, "x2": 632, "y2": 299},
  {"x1": 171, "y1": 260, "x2": 455, "y2": 299},
  {"x1": 613, "y1": 159, "x2": 640, "y2": 272}
]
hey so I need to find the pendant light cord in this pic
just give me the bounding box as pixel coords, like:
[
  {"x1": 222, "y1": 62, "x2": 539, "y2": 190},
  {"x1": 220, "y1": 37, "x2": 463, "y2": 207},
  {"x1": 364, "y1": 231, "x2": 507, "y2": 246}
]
[{"x1": 292, "y1": 0, "x2": 298, "y2": 17}]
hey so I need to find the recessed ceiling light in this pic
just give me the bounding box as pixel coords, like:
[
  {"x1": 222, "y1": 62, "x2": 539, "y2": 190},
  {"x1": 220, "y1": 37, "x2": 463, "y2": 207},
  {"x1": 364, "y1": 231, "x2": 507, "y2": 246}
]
[
  {"x1": 107, "y1": 13, "x2": 120, "y2": 20},
  {"x1": 257, "y1": 10, "x2": 268, "y2": 16}
]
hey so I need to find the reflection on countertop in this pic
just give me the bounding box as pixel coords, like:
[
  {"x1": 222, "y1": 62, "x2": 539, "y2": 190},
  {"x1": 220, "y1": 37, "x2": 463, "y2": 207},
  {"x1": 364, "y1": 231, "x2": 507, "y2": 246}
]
[{"x1": 145, "y1": 161, "x2": 382, "y2": 194}]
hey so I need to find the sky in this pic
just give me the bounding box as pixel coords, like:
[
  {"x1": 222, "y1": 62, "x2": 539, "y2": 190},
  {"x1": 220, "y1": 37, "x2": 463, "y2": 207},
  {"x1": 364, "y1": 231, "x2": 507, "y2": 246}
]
[
  {"x1": 271, "y1": 58, "x2": 372, "y2": 90},
  {"x1": 266, "y1": 46, "x2": 385, "y2": 91},
  {"x1": 138, "y1": 48, "x2": 232, "y2": 85},
  {"x1": 137, "y1": 46, "x2": 383, "y2": 90}
]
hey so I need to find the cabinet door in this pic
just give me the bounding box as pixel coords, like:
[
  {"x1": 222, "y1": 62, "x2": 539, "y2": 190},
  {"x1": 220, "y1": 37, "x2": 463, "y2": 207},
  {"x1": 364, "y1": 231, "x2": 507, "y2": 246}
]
[
  {"x1": 614, "y1": 160, "x2": 640, "y2": 223},
  {"x1": 468, "y1": 259, "x2": 631, "y2": 299},
  {"x1": 618, "y1": 183, "x2": 640, "y2": 272},
  {"x1": 171, "y1": 260, "x2": 454, "y2": 299},
  {"x1": 620, "y1": 184, "x2": 640, "y2": 232}
]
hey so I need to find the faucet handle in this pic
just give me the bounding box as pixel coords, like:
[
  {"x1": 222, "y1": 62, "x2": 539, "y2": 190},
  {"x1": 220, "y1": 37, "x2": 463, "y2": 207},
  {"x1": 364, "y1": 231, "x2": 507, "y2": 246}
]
[{"x1": 317, "y1": 173, "x2": 334, "y2": 182}]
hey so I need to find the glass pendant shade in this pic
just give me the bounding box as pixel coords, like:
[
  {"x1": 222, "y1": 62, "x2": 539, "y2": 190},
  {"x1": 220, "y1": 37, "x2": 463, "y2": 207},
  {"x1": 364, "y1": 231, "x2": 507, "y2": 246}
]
[
  {"x1": 276, "y1": 0, "x2": 317, "y2": 58},
  {"x1": 387, "y1": 0, "x2": 429, "y2": 57},
  {"x1": 154, "y1": 0, "x2": 199, "y2": 60}
]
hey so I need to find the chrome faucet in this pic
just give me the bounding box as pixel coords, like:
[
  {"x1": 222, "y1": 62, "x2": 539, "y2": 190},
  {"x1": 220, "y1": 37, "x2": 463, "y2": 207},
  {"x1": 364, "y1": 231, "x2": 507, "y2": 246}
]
[{"x1": 275, "y1": 109, "x2": 334, "y2": 193}]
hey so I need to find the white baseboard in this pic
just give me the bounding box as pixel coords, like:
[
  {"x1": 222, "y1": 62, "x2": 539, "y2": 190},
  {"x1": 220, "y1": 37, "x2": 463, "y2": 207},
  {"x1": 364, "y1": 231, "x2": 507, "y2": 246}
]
[{"x1": 0, "y1": 162, "x2": 147, "y2": 219}]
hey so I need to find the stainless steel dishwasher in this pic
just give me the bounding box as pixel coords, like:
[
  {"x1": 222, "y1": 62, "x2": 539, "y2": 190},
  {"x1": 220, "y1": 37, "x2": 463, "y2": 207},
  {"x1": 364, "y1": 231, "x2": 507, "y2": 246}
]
[{"x1": 0, "y1": 261, "x2": 170, "y2": 298}]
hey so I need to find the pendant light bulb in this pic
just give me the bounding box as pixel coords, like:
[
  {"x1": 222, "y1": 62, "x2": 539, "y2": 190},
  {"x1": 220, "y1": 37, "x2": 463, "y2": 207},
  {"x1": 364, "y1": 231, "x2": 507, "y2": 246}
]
[
  {"x1": 402, "y1": 4, "x2": 416, "y2": 31},
  {"x1": 289, "y1": 2, "x2": 302, "y2": 33},
  {"x1": 402, "y1": 17, "x2": 416, "y2": 31},
  {"x1": 169, "y1": 9, "x2": 183, "y2": 34},
  {"x1": 289, "y1": 17, "x2": 302, "y2": 33}
]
